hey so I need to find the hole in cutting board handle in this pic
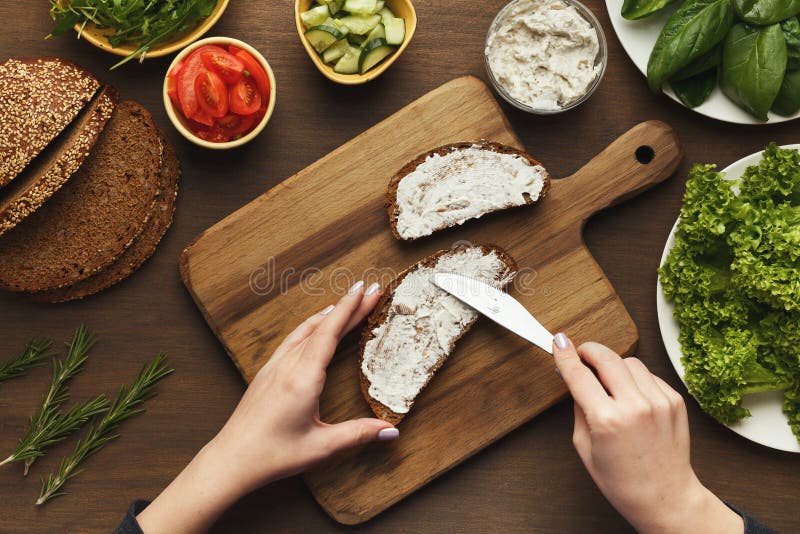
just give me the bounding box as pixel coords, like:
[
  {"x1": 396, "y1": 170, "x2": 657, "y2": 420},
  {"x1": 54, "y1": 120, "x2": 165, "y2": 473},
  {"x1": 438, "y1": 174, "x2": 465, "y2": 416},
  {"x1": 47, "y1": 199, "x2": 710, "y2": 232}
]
[{"x1": 635, "y1": 145, "x2": 655, "y2": 164}]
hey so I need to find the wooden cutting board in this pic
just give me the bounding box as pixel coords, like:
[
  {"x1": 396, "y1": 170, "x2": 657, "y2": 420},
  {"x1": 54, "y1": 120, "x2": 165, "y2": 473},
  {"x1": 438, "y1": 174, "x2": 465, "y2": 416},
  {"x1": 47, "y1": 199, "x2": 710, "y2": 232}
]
[{"x1": 180, "y1": 76, "x2": 682, "y2": 524}]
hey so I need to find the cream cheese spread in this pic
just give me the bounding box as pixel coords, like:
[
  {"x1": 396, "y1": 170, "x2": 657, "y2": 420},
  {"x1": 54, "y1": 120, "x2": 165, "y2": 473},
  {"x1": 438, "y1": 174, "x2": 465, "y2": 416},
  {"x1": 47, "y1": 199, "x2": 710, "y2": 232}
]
[
  {"x1": 361, "y1": 247, "x2": 515, "y2": 415},
  {"x1": 395, "y1": 145, "x2": 548, "y2": 240},
  {"x1": 485, "y1": 0, "x2": 601, "y2": 111}
]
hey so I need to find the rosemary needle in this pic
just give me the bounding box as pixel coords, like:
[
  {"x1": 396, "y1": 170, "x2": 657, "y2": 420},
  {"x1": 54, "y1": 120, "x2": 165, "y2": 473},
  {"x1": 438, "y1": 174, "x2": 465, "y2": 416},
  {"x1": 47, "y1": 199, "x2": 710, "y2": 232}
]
[
  {"x1": 0, "y1": 339, "x2": 53, "y2": 383},
  {"x1": 37, "y1": 354, "x2": 174, "y2": 505},
  {"x1": 0, "y1": 327, "x2": 96, "y2": 474}
]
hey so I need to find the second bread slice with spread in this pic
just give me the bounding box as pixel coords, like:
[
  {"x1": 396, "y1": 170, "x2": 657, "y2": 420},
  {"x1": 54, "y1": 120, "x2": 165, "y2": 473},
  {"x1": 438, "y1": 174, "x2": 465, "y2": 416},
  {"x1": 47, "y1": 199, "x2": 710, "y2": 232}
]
[
  {"x1": 360, "y1": 244, "x2": 517, "y2": 424},
  {"x1": 387, "y1": 141, "x2": 551, "y2": 241}
]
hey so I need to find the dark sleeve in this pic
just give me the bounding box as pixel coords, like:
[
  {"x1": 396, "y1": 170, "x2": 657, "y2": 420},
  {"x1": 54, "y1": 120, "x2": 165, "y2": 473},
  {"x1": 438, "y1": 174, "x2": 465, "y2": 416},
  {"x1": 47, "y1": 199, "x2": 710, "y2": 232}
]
[
  {"x1": 726, "y1": 502, "x2": 779, "y2": 534},
  {"x1": 113, "y1": 499, "x2": 150, "y2": 534}
]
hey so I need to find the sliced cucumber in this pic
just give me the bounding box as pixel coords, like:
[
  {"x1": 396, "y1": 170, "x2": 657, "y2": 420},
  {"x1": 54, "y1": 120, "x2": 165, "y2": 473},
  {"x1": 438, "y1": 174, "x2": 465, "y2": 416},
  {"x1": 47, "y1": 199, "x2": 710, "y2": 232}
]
[
  {"x1": 359, "y1": 38, "x2": 395, "y2": 74},
  {"x1": 343, "y1": 0, "x2": 377, "y2": 14},
  {"x1": 323, "y1": 17, "x2": 350, "y2": 36},
  {"x1": 365, "y1": 23, "x2": 385, "y2": 43},
  {"x1": 323, "y1": 0, "x2": 345, "y2": 15},
  {"x1": 322, "y1": 39, "x2": 349, "y2": 64},
  {"x1": 334, "y1": 45, "x2": 361, "y2": 74},
  {"x1": 384, "y1": 18, "x2": 404, "y2": 45},
  {"x1": 338, "y1": 13, "x2": 381, "y2": 34},
  {"x1": 305, "y1": 25, "x2": 345, "y2": 53},
  {"x1": 300, "y1": 4, "x2": 330, "y2": 28},
  {"x1": 378, "y1": 6, "x2": 395, "y2": 23},
  {"x1": 347, "y1": 33, "x2": 367, "y2": 46}
]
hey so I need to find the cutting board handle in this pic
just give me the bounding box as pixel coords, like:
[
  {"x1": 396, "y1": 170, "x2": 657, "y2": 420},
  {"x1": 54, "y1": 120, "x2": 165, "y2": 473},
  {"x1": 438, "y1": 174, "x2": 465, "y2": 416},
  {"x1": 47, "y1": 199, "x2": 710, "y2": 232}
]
[{"x1": 553, "y1": 120, "x2": 683, "y2": 226}]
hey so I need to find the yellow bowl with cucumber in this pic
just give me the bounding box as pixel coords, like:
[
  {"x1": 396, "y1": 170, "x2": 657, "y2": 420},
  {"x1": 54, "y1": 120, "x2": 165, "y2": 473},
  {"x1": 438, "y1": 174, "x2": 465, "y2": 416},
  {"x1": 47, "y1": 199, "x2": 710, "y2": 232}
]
[{"x1": 294, "y1": 0, "x2": 416, "y2": 84}]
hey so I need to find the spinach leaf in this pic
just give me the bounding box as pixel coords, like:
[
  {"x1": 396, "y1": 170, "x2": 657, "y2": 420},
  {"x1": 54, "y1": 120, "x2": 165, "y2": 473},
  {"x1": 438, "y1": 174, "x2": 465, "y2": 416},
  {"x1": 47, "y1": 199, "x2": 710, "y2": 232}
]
[
  {"x1": 671, "y1": 68, "x2": 719, "y2": 106},
  {"x1": 734, "y1": 0, "x2": 800, "y2": 25},
  {"x1": 647, "y1": 0, "x2": 734, "y2": 93},
  {"x1": 783, "y1": 17, "x2": 800, "y2": 70},
  {"x1": 622, "y1": 0, "x2": 679, "y2": 19},
  {"x1": 772, "y1": 69, "x2": 800, "y2": 114},
  {"x1": 672, "y1": 45, "x2": 722, "y2": 81},
  {"x1": 721, "y1": 23, "x2": 788, "y2": 120}
]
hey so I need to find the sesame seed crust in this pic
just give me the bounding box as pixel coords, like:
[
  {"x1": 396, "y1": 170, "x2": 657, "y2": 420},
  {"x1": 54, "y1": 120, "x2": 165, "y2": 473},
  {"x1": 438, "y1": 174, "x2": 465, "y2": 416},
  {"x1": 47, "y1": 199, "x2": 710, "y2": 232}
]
[
  {"x1": 0, "y1": 85, "x2": 117, "y2": 238},
  {"x1": 0, "y1": 57, "x2": 101, "y2": 187},
  {"x1": 0, "y1": 101, "x2": 161, "y2": 293}
]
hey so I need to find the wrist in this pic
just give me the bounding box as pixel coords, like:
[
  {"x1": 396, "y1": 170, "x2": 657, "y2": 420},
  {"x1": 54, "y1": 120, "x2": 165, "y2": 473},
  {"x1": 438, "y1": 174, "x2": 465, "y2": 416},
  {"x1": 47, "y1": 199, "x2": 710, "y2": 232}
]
[{"x1": 632, "y1": 479, "x2": 743, "y2": 534}]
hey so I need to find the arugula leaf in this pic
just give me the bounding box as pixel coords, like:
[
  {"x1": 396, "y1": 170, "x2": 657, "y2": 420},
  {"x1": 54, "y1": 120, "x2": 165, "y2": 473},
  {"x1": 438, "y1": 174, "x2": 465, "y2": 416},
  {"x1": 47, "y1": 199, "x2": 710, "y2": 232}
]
[
  {"x1": 622, "y1": 0, "x2": 679, "y2": 20},
  {"x1": 647, "y1": 0, "x2": 734, "y2": 93},
  {"x1": 772, "y1": 69, "x2": 800, "y2": 115},
  {"x1": 721, "y1": 23, "x2": 787, "y2": 121},
  {"x1": 734, "y1": 0, "x2": 800, "y2": 25},
  {"x1": 671, "y1": 67, "x2": 718, "y2": 107}
]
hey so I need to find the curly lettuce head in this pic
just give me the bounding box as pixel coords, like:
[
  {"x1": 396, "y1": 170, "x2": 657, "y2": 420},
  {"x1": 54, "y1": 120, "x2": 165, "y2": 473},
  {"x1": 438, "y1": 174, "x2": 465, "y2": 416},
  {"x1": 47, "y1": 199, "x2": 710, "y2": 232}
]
[{"x1": 660, "y1": 144, "x2": 800, "y2": 439}]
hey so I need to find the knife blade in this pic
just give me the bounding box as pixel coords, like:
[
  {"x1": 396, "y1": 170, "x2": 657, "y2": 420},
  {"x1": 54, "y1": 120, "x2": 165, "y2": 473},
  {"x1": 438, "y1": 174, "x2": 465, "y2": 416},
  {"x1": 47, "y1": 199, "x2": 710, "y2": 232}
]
[{"x1": 432, "y1": 272, "x2": 554, "y2": 354}]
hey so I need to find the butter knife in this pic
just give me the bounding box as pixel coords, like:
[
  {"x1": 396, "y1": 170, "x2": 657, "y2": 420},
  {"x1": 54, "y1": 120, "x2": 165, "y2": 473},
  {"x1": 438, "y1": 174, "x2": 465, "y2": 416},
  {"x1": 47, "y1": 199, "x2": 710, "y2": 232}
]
[{"x1": 432, "y1": 272, "x2": 554, "y2": 354}]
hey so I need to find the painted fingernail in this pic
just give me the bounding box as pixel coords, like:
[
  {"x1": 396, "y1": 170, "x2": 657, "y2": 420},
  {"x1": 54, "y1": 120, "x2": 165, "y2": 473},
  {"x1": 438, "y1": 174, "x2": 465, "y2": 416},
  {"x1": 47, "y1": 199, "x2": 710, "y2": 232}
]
[
  {"x1": 378, "y1": 428, "x2": 399, "y2": 441},
  {"x1": 554, "y1": 332, "x2": 569, "y2": 350},
  {"x1": 320, "y1": 305, "x2": 335, "y2": 315},
  {"x1": 348, "y1": 280, "x2": 365, "y2": 294},
  {"x1": 365, "y1": 282, "x2": 381, "y2": 296}
]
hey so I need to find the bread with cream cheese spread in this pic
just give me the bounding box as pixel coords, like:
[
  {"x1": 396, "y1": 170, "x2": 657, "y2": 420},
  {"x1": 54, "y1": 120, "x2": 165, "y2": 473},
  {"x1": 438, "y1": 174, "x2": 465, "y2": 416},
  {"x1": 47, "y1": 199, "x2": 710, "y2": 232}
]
[
  {"x1": 359, "y1": 244, "x2": 518, "y2": 424},
  {"x1": 387, "y1": 141, "x2": 550, "y2": 241}
]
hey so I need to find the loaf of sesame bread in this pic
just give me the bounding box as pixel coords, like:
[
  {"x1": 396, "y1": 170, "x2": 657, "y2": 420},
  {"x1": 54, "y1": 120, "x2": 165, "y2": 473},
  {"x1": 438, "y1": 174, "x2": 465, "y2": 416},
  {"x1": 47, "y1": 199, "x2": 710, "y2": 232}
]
[
  {"x1": 359, "y1": 244, "x2": 517, "y2": 424},
  {"x1": 386, "y1": 141, "x2": 551, "y2": 241},
  {"x1": 0, "y1": 101, "x2": 161, "y2": 293},
  {"x1": 0, "y1": 57, "x2": 101, "y2": 187},
  {"x1": 0, "y1": 84, "x2": 117, "y2": 237},
  {"x1": 32, "y1": 128, "x2": 180, "y2": 303}
]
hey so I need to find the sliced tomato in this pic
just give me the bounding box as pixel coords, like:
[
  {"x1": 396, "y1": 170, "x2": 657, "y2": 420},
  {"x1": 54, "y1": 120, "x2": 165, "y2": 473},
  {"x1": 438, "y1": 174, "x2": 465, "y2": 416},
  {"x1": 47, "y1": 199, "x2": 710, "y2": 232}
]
[
  {"x1": 176, "y1": 45, "x2": 230, "y2": 119},
  {"x1": 229, "y1": 76, "x2": 261, "y2": 116},
  {"x1": 194, "y1": 127, "x2": 231, "y2": 143},
  {"x1": 234, "y1": 49, "x2": 270, "y2": 100},
  {"x1": 191, "y1": 108, "x2": 215, "y2": 127},
  {"x1": 201, "y1": 50, "x2": 245, "y2": 84},
  {"x1": 195, "y1": 70, "x2": 228, "y2": 118},
  {"x1": 169, "y1": 60, "x2": 184, "y2": 78},
  {"x1": 216, "y1": 113, "x2": 257, "y2": 138},
  {"x1": 166, "y1": 74, "x2": 180, "y2": 108},
  {"x1": 227, "y1": 44, "x2": 242, "y2": 55}
]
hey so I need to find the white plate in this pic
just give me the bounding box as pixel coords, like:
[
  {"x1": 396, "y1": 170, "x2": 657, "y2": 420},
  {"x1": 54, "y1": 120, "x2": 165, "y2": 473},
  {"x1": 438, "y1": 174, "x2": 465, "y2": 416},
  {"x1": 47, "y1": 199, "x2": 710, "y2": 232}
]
[
  {"x1": 657, "y1": 145, "x2": 800, "y2": 453},
  {"x1": 605, "y1": 0, "x2": 800, "y2": 125}
]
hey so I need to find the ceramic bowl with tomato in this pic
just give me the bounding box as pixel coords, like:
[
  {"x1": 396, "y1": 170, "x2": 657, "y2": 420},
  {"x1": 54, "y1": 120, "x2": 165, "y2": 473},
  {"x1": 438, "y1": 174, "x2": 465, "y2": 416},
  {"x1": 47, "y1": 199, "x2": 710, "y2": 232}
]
[{"x1": 164, "y1": 37, "x2": 276, "y2": 148}]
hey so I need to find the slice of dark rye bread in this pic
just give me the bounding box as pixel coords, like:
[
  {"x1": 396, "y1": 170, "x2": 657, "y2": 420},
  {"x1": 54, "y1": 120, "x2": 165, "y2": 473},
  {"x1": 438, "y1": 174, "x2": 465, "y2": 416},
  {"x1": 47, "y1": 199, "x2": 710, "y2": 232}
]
[
  {"x1": 33, "y1": 129, "x2": 180, "y2": 303},
  {"x1": 359, "y1": 244, "x2": 518, "y2": 425},
  {"x1": 0, "y1": 85, "x2": 117, "y2": 237},
  {"x1": 386, "y1": 141, "x2": 551, "y2": 241},
  {"x1": 0, "y1": 101, "x2": 161, "y2": 293},
  {"x1": 0, "y1": 57, "x2": 102, "y2": 187}
]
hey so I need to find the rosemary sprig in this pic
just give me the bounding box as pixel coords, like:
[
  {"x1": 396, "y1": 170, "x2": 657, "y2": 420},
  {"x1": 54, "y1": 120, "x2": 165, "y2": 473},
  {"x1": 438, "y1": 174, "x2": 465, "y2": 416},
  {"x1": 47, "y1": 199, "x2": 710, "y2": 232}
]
[
  {"x1": 0, "y1": 327, "x2": 95, "y2": 474},
  {"x1": 0, "y1": 339, "x2": 53, "y2": 383},
  {"x1": 37, "y1": 354, "x2": 173, "y2": 505}
]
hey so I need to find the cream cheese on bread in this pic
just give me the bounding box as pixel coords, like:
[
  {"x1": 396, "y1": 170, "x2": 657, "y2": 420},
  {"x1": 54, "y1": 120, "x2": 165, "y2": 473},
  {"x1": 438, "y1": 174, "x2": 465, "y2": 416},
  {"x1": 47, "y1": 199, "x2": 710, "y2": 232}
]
[
  {"x1": 393, "y1": 143, "x2": 548, "y2": 240},
  {"x1": 361, "y1": 246, "x2": 515, "y2": 415}
]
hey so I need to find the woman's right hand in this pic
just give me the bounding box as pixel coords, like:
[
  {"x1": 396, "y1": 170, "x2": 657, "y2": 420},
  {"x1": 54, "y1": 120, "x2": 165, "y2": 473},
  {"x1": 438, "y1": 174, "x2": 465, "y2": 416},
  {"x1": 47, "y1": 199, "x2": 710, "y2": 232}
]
[{"x1": 552, "y1": 334, "x2": 744, "y2": 534}]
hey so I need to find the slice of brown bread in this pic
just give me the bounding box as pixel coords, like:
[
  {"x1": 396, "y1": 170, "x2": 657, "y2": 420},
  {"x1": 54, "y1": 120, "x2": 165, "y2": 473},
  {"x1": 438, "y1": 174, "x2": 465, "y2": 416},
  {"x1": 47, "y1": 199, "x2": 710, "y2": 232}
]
[
  {"x1": 0, "y1": 84, "x2": 117, "y2": 237},
  {"x1": 359, "y1": 244, "x2": 518, "y2": 424},
  {"x1": 33, "y1": 129, "x2": 180, "y2": 303},
  {"x1": 386, "y1": 141, "x2": 551, "y2": 241},
  {"x1": 0, "y1": 101, "x2": 161, "y2": 293},
  {"x1": 0, "y1": 57, "x2": 102, "y2": 187}
]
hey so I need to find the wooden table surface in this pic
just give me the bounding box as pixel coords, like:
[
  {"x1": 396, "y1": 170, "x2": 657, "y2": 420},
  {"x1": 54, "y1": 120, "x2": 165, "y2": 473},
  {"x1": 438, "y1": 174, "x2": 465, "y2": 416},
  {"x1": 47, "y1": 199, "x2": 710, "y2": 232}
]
[{"x1": 0, "y1": 1, "x2": 798, "y2": 532}]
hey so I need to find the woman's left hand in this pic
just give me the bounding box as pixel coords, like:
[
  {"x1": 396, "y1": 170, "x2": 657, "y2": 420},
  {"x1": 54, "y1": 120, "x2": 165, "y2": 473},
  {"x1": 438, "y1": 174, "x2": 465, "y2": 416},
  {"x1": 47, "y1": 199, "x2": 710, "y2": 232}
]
[{"x1": 137, "y1": 281, "x2": 397, "y2": 534}]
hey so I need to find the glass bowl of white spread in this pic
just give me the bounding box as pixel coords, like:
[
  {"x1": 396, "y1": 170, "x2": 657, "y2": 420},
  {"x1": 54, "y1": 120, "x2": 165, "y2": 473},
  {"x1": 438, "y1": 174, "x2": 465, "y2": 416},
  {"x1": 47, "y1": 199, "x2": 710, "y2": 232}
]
[{"x1": 484, "y1": 0, "x2": 607, "y2": 114}]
